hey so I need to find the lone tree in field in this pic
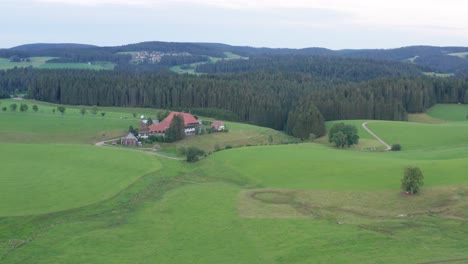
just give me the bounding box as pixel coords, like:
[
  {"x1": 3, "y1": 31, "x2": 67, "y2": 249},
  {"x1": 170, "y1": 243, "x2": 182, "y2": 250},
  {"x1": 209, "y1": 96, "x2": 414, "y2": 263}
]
[
  {"x1": 80, "y1": 107, "x2": 86, "y2": 117},
  {"x1": 165, "y1": 114, "x2": 185, "y2": 142},
  {"x1": 328, "y1": 123, "x2": 359, "y2": 148},
  {"x1": 32, "y1": 104, "x2": 38, "y2": 112},
  {"x1": 401, "y1": 166, "x2": 424, "y2": 195},
  {"x1": 57, "y1": 106, "x2": 66, "y2": 115},
  {"x1": 101, "y1": 112, "x2": 106, "y2": 117}
]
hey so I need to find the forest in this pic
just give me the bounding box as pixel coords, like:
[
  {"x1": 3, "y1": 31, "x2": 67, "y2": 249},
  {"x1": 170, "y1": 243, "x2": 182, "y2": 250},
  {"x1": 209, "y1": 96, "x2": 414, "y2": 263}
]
[
  {"x1": 0, "y1": 65, "x2": 466, "y2": 138},
  {"x1": 3, "y1": 41, "x2": 468, "y2": 74}
]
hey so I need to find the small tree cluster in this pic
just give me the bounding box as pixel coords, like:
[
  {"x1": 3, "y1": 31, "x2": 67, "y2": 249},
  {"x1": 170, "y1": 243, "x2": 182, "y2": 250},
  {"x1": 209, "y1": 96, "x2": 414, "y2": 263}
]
[{"x1": 328, "y1": 123, "x2": 359, "y2": 148}]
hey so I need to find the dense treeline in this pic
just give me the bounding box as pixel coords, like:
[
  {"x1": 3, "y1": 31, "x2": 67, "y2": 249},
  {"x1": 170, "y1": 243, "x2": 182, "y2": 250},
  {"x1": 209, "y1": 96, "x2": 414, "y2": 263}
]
[
  {"x1": 1, "y1": 69, "x2": 466, "y2": 137},
  {"x1": 196, "y1": 55, "x2": 427, "y2": 82},
  {"x1": 46, "y1": 53, "x2": 130, "y2": 64},
  {"x1": 159, "y1": 55, "x2": 209, "y2": 66}
]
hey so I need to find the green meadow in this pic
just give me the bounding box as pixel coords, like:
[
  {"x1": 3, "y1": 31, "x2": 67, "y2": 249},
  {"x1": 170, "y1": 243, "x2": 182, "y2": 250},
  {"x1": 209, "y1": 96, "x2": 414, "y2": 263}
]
[
  {"x1": 0, "y1": 102, "x2": 467, "y2": 263},
  {"x1": 447, "y1": 52, "x2": 468, "y2": 58},
  {"x1": 427, "y1": 104, "x2": 468, "y2": 121},
  {"x1": 170, "y1": 52, "x2": 248, "y2": 74},
  {"x1": 0, "y1": 57, "x2": 114, "y2": 70},
  {"x1": 0, "y1": 143, "x2": 160, "y2": 216}
]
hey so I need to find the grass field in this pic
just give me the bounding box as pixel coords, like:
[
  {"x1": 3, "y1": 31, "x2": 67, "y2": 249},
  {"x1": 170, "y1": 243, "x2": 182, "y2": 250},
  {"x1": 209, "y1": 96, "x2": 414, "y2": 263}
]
[
  {"x1": 447, "y1": 52, "x2": 468, "y2": 58},
  {"x1": 0, "y1": 99, "x2": 159, "y2": 119},
  {"x1": 170, "y1": 52, "x2": 248, "y2": 74},
  {"x1": 162, "y1": 120, "x2": 296, "y2": 154},
  {"x1": 0, "y1": 57, "x2": 55, "y2": 70},
  {"x1": 0, "y1": 143, "x2": 160, "y2": 216},
  {"x1": 366, "y1": 121, "x2": 468, "y2": 151},
  {"x1": 427, "y1": 104, "x2": 468, "y2": 121},
  {"x1": 0, "y1": 57, "x2": 114, "y2": 70},
  {"x1": 422, "y1": 72, "x2": 455, "y2": 78},
  {"x1": 1, "y1": 104, "x2": 467, "y2": 263}
]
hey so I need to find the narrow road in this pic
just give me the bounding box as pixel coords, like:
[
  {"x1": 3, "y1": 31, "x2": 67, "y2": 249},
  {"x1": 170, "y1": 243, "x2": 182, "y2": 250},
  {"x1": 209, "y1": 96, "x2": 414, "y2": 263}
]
[
  {"x1": 361, "y1": 122, "x2": 392, "y2": 151},
  {"x1": 95, "y1": 139, "x2": 185, "y2": 161}
]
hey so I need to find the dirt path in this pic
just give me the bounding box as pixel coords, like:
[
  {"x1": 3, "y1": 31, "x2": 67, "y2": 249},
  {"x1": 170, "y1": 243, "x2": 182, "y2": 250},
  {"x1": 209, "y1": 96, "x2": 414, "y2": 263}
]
[
  {"x1": 361, "y1": 122, "x2": 391, "y2": 151},
  {"x1": 95, "y1": 139, "x2": 185, "y2": 161}
]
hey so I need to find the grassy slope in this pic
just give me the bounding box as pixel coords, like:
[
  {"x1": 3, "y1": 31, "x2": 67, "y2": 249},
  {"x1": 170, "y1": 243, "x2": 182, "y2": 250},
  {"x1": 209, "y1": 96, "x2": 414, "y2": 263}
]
[
  {"x1": 366, "y1": 121, "x2": 468, "y2": 151},
  {"x1": 170, "y1": 52, "x2": 248, "y2": 74},
  {"x1": 204, "y1": 143, "x2": 467, "y2": 190},
  {"x1": 166, "y1": 121, "x2": 295, "y2": 154},
  {"x1": 4, "y1": 153, "x2": 468, "y2": 263},
  {"x1": 0, "y1": 99, "x2": 161, "y2": 144},
  {"x1": 427, "y1": 104, "x2": 468, "y2": 121},
  {"x1": 0, "y1": 143, "x2": 160, "y2": 216},
  {"x1": 1, "y1": 104, "x2": 468, "y2": 263},
  {"x1": 0, "y1": 57, "x2": 54, "y2": 70},
  {"x1": 447, "y1": 52, "x2": 468, "y2": 58},
  {"x1": 0, "y1": 57, "x2": 114, "y2": 70}
]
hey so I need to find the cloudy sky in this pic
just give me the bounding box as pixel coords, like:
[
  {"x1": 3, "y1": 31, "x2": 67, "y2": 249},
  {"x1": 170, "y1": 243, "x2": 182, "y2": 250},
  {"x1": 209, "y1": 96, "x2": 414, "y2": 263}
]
[{"x1": 2, "y1": 0, "x2": 468, "y2": 49}]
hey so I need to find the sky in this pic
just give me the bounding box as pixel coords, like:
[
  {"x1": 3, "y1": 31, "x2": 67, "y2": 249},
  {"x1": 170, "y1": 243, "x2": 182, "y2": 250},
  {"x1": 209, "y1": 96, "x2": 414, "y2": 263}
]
[{"x1": 2, "y1": 0, "x2": 468, "y2": 49}]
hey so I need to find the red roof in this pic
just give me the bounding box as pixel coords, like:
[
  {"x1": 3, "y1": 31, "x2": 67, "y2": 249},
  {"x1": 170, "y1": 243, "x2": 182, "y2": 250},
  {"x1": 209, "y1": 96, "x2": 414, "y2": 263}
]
[{"x1": 148, "y1": 112, "x2": 198, "y2": 133}]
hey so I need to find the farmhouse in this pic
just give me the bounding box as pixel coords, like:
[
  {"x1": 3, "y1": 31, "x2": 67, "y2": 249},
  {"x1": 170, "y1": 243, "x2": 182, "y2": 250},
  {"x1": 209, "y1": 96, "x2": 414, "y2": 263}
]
[
  {"x1": 121, "y1": 133, "x2": 138, "y2": 146},
  {"x1": 147, "y1": 112, "x2": 199, "y2": 136},
  {"x1": 211, "y1": 121, "x2": 225, "y2": 131},
  {"x1": 138, "y1": 121, "x2": 150, "y2": 138}
]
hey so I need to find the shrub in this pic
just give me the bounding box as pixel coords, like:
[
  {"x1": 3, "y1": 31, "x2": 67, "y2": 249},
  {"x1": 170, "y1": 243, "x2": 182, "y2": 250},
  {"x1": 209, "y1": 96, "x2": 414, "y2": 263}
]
[
  {"x1": 186, "y1": 147, "x2": 205, "y2": 162},
  {"x1": 391, "y1": 144, "x2": 402, "y2": 151},
  {"x1": 19, "y1": 104, "x2": 28, "y2": 112},
  {"x1": 225, "y1": 145, "x2": 232, "y2": 149}
]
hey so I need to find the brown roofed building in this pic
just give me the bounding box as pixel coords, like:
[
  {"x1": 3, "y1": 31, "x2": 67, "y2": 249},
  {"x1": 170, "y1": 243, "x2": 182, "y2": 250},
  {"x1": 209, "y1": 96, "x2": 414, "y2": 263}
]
[{"x1": 148, "y1": 112, "x2": 198, "y2": 136}]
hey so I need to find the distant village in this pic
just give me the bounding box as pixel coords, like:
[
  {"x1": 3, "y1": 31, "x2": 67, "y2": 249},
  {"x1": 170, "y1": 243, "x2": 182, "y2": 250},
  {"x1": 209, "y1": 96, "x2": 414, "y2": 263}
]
[
  {"x1": 121, "y1": 111, "x2": 225, "y2": 146},
  {"x1": 130, "y1": 51, "x2": 192, "y2": 64}
]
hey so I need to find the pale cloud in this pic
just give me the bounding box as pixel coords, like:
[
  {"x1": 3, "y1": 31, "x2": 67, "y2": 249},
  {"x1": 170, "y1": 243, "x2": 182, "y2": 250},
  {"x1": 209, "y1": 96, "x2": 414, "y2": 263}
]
[
  {"x1": 33, "y1": 0, "x2": 468, "y2": 29},
  {"x1": 3, "y1": 0, "x2": 468, "y2": 48}
]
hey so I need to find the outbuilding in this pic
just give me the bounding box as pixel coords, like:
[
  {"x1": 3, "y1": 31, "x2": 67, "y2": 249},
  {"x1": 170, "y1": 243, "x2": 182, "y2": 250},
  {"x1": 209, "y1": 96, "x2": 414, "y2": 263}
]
[{"x1": 121, "y1": 133, "x2": 138, "y2": 146}]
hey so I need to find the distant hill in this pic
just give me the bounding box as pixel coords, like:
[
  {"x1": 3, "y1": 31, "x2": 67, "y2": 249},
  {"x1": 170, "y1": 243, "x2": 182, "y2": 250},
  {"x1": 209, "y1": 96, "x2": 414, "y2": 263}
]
[
  {"x1": 2, "y1": 41, "x2": 468, "y2": 74},
  {"x1": 10, "y1": 43, "x2": 98, "y2": 51}
]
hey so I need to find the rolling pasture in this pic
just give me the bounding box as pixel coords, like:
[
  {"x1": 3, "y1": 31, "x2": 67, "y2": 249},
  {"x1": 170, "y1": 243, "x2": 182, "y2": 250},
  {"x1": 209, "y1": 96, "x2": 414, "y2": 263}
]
[
  {"x1": 0, "y1": 143, "x2": 160, "y2": 216},
  {"x1": 0, "y1": 103, "x2": 467, "y2": 263},
  {"x1": 170, "y1": 52, "x2": 248, "y2": 74},
  {"x1": 0, "y1": 57, "x2": 114, "y2": 70},
  {"x1": 427, "y1": 104, "x2": 468, "y2": 121}
]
